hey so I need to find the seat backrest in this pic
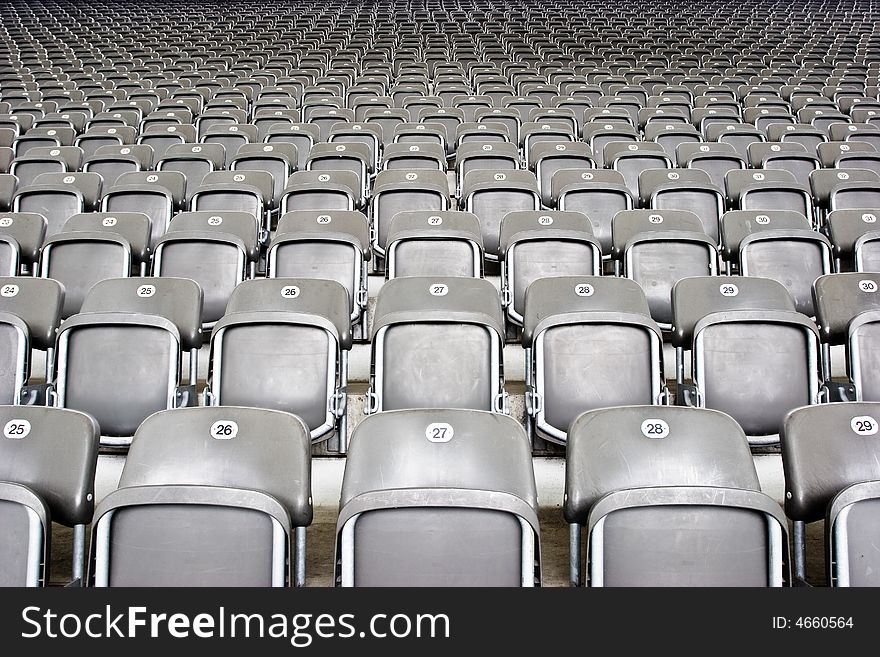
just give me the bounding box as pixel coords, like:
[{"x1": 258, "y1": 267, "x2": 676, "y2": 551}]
[
  {"x1": 813, "y1": 272, "x2": 880, "y2": 345},
  {"x1": 386, "y1": 210, "x2": 483, "y2": 279},
  {"x1": 90, "y1": 406, "x2": 311, "y2": 587},
  {"x1": 565, "y1": 405, "x2": 786, "y2": 586},
  {"x1": 337, "y1": 408, "x2": 538, "y2": 587}
]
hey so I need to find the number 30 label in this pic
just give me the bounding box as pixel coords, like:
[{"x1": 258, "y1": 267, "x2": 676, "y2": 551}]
[
  {"x1": 426, "y1": 422, "x2": 454, "y2": 443},
  {"x1": 3, "y1": 419, "x2": 30, "y2": 439},
  {"x1": 851, "y1": 416, "x2": 878, "y2": 436},
  {"x1": 641, "y1": 419, "x2": 670, "y2": 439}
]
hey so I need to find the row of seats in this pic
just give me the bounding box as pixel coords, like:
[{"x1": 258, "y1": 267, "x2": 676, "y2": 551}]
[
  {"x1": 1, "y1": 269, "x2": 878, "y2": 448},
  {"x1": 2, "y1": 402, "x2": 877, "y2": 587}
]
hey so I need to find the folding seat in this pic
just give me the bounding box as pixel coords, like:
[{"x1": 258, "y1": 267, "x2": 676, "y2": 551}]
[
  {"x1": 749, "y1": 143, "x2": 820, "y2": 186},
  {"x1": 335, "y1": 408, "x2": 538, "y2": 586},
  {"x1": 265, "y1": 123, "x2": 320, "y2": 171},
  {"x1": 527, "y1": 142, "x2": 595, "y2": 207},
  {"x1": 520, "y1": 122, "x2": 575, "y2": 164},
  {"x1": 392, "y1": 122, "x2": 447, "y2": 150},
  {"x1": 828, "y1": 209, "x2": 880, "y2": 272},
  {"x1": 195, "y1": 108, "x2": 248, "y2": 138},
  {"x1": 199, "y1": 123, "x2": 258, "y2": 168},
  {"x1": 454, "y1": 122, "x2": 511, "y2": 148},
  {"x1": 90, "y1": 406, "x2": 311, "y2": 587},
  {"x1": 39, "y1": 211, "x2": 153, "y2": 318},
  {"x1": 726, "y1": 169, "x2": 814, "y2": 217},
  {"x1": 156, "y1": 142, "x2": 225, "y2": 202},
  {"x1": 566, "y1": 405, "x2": 789, "y2": 587},
  {"x1": 678, "y1": 141, "x2": 746, "y2": 191},
  {"x1": 15, "y1": 141, "x2": 81, "y2": 177},
  {"x1": 13, "y1": 127, "x2": 76, "y2": 158},
  {"x1": 365, "y1": 277, "x2": 506, "y2": 414},
  {"x1": 54, "y1": 276, "x2": 202, "y2": 445},
  {"x1": 672, "y1": 275, "x2": 821, "y2": 442},
  {"x1": 643, "y1": 122, "x2": 701, "y2": 165},
  {"x1": 605, "y1": 142, "x2": 672, "y2": 197},
  {"x1": 810, "y1": 168, "x2": 880, "y2": 226},
  {"x1": 380, "y1": 142, "x2": 446, "y2": 171},
  {"x1": 828, "y1": 176, "x2": 880, "y2": 213},
  {"x1": 371, "y1": 169, "x2": 450, "y2": 258},
  {"x1": 267, "y1": 210, "x2": 370, "y2": 338},
  {"x1": 801, "y1": 108, "x2": 851, "y2": 136},
  {"x1": 0, "y1": 276, "x2": 63, "y2": 405},
  {"x1": 829, "y1": 123, "x2": 880, "y2": 151},
  {"x1": 817, "y1": 141, "x2": 876, "y2": 168},
  {"x1": 280, "y1": 170, "x2": 361, "y2": 215},
  {"x1": 329, "y1": 122, "x2": 384, "y2": 171},
  {"x1": 522, "y1": 274, "x2": 665, "y2": 444},
  {"x1": 834, "y1": 151, "x2": 880, "y2": 177},
  {"x1": 721, "y1": 210, "x2": 832, "y2": 315},
  {"x1": 230, "y1": 142, "x2": 298, "y2": 212},
  {"x1": 13, "y1": 172, "x2": 102, "y2": 238},
  {"x1": 0, "y1": 212, "x2": 45, "y2": 275},
  {"x1": 500, "y1": 210, "x2": 599, "y2": 320},
  {"x1": 583, "y1": 122, "x2": 638, "y2": 168},
  {"x1": 781, "y1": 402, "x2": 880, "y2": 586},
  {"x1": 743, "y1": 107, "x2": 796, "y2": 134},
  {"x1": 451, "y1": 94, "x2": 493, "y2": 122},
  {"x1": 136, "y1": 123, "x2": 197, "y2": 160},
  {"x1": 638, "y1": 168, "x2": 725, "y2": 242},
  {"x1": 402, "y1": 96, "x2": 443, "y2": 122},
  {"x1": 385, "y1": 211, "x2": 483, "y2": 280},
  {"x1": 364, "y1": 108, "x2": 410, "y2": 145},
  {"x1": 475, "y1": 107, "x2": 521, "y2": 144},
  {"x1": 102, "y1": 171, "x2": 186, "y2": 249},
  {"x1": 813, "y1": 272, "x2": 880, "y2": 401},
  {"x1": 305, "y1": 142, "x2": 372, "y2": 204},
  {"x1": 691, "y1": 107, "x2": 741, "y2": 138},
  {"x1": 82, "y1": 144, "x2": 153, "y2": 187},
  {"x1": 454, "y1": 141, "x2": 519, "y2": 194},
  {"x1": 708, "y1": 123, "x2": 766, "y2": 163},
  {"x1": 0, "y1": 406, "x2": 98, "y2": 586},
  {"x1": 767, "y1": 122, "x2": 828, "y2": 151},
  {"x1": 153, "y1": 211, "x2": 259, "y2": 325},
  {"x1": 204, "y1": 278, "x2": 350, "y2": 447},
  {"x1": 73, "y1": 126, "x2": 137, "y2": 159},
  {"x1": 612, "y1": 209, "x2": 718, "y2": 328}
]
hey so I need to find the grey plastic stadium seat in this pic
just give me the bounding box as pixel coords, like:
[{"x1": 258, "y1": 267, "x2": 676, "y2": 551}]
[
  {"x1": 386, "y1": 210, "x2": 483, "y2": 279},
  {"x1": 267, "y1": 210, "x2": 370, "y2": 338},
  {"x1": 639, "y1": 168, "x2": 725, "y2": 242},
  {"x1": 205, "y1": 278, "x2": 351, "y2": 448},
  {"x1": 0, "y1": 406, "x2": 98, "y2": 586},
  {"x1": 678, "y1": 142, "x2": 747, "y2": 192},
  {"x1": 566, "y1": 405, "x2": 789, "y2": 586},
  {"x1": 613, "y1": 209, "x2": 718, "y2": 328},
  {"x1": 371, "y1": 169, "x2": 450, "y2": 256},
  {"x1": 63, "y1": 212, "x2": 152, "y2": 274},
  {"x1": 280, "y1": 170, "x2": 361, "y2": 214},
  {"x1": 672, "y1": 276, "x2": 821, "y2": 442},
  {"x1": 528, "y1": 141, "x2": 595, "y2": 206},
  {"x1": 266, "y1": 123, "x2": 320, "y2": 170},
  {"x1": 721, "y1": 210, "x2": 832, "y2": 315},
  {"x1": 0, "y1": 212, "x2": 46, "y2": 273},
  {"x1": 817, "y1": 141, "x2": 876, "y2": 168},
  {"x1": 13, "y1": 172, "x2": 102, "y2": 237},
  {"x1": 102, "y1": 171, "x2": 186, "y2": 250},
  {"x1": 827, "y1": 209, "x2": 880, "y2": 272},
  {"x1": 10, "y1": 146, "x2": 81, "y2": 188},
  {"x1": 153, "y1": 212, "x2": 260, "y2": 325},
  {"x1": 553, "y1": 169, "x2": 634, "y2": 256},
  {"x1": 605, "y1": 142, "x2": 672, "y2": 197},
  {"x1": 190, "y1": 170, "x2": 273, "y2": 236},
  {"x1": 90, "y1": 406, "x2": 311, "y2": 587},
  {"x1": 83, "y1": 144, "x2": 153, "y2": 186},
  {"x1": 381, "y1": 142, "x2": 446, "y2": 171},
  {"x1": 461, "y1": 170, "x2": 540, "y2": 261},
  {"x1": 156, "y1": 142, "x2": 225, "y2": 202},
  {"x1": 39, "y1": 222, "x2": 134, "y2": 319},
  {"x1": 726, "y1": 169, "x2": 813, "y2": 217},
  {"x1": 813, "y1": 272, "x2": 880, "y2": 401},
  {"x1": 366, "y1": 277, "x2": 506, "y2": 414},
  {"x1": 0, "y1": 277, "x2": 63, "y2": 405},
  {"x1": 499, "y1": 211, "x2": 600, "y2": 328},
  {"x1": 781, "y1": 402, "x2": 880, "y2": 586},
  {"x1": 335, "y1": 409, "x2": 539, "y2": 587},
  {"x1": 54, "y1": 277, "x2": 203, "y2": 445},
  {"x1": 523, "y1": 276, "x2": 665, "y2": 444}
]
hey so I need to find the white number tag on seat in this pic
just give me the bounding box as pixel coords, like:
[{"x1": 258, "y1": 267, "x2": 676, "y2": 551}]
[
  {"x1": 851, "y1": 416, "x2": 878, "y2": 436},
  {"x1": 211, "y1": 420, "x2": 238, "y2": 439},
  {"x1": 641, "y1": 419, "x2": 670, "y2": 439},
  {"x1": 3, "y1": 419, "x2": 31, "y2": 439},
  {"x1": 281, "y1": 285, "x2": 300, "y2": 298},
  {"x1": 426, "y1": 422, "x2": 454, "y2": 443}
]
